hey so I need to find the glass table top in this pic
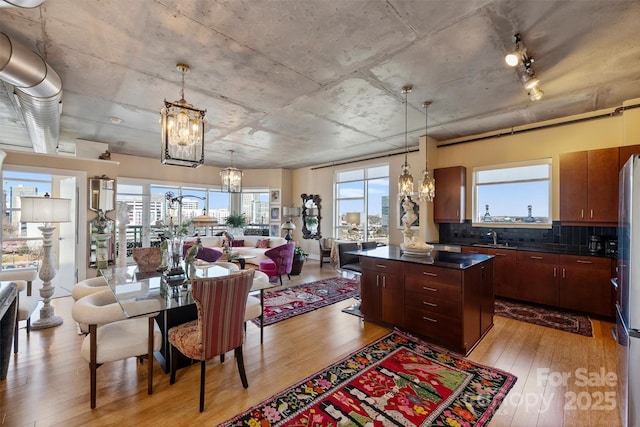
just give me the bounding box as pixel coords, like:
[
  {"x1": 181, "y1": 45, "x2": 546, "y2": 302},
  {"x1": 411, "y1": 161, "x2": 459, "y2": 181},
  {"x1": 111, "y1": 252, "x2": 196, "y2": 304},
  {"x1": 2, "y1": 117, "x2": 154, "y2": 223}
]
[{"x1": 99, "y1": 264, "x2": 273, "y2": 318}]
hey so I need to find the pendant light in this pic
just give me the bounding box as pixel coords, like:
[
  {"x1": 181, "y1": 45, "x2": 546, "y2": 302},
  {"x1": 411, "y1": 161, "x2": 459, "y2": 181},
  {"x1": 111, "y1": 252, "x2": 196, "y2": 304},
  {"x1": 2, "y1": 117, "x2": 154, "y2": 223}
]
[
  {"x1": 418, "y1": 101, "x2": 435, "y2": 202},
  {"x1": 398, "y1": 85, "x2": 413, "y2": 198},
  {"x1": 220, "y1": 150, "x2": 243, "y2": 193},
  {"x1": 160, "y1": 63, "x2": 206, "y2": 168}
]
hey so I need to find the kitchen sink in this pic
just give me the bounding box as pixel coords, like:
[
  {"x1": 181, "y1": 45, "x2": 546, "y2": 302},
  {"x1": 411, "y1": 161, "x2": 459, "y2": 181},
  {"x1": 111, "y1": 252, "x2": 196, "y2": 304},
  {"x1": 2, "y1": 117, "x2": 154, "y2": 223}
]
[{"x1": 472, "y1": 243, "x2": 517, "y2": 249}]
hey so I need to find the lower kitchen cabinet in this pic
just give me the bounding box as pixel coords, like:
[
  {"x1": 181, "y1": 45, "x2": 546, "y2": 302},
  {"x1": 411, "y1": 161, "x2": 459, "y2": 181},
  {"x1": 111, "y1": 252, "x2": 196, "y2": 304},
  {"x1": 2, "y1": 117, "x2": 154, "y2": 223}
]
[
  {"x1": 516, "y1": 251, "x2": 559, "y2": 306},
  {"x1": 360, "y1": 257, "x2": 405, "y2": 326},
  {"x1": 462, "y1": 246, "x2": 516, "y2": 299},
  {"x1": 558, "y1": 254, "x2": 613, "y2": 317}
]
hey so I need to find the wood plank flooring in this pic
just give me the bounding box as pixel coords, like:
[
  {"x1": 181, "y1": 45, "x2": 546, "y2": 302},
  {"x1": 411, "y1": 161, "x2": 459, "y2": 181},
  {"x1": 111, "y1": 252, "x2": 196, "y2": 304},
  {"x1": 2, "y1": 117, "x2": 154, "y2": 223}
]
[{"x1": 1, "y1": 263, "x2": 622, "y2": 426}]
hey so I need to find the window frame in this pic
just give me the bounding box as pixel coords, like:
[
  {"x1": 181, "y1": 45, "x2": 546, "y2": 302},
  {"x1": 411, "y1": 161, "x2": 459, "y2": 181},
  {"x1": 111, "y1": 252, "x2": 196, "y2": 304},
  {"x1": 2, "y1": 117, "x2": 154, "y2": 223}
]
[{"x1": 472, "y1": 158, "x2": 553, "y2": 229}]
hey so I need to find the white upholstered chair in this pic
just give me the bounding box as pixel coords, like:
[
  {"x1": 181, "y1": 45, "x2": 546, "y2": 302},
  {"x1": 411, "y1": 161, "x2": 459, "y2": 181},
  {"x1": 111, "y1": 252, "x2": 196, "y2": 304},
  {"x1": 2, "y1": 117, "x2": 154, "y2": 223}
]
[
  {"x1": 71, "y1": 290, "x2": 162, "y2": 408},
  {"x1": 0, "y1": 269, "x2": 39, "y2": 354},
  {"x1": 72, "y1": 276, "x2": 110, "y2": 301},
  {"x1": 246, "y1": 270, "x2": 269, "y2": 343}
]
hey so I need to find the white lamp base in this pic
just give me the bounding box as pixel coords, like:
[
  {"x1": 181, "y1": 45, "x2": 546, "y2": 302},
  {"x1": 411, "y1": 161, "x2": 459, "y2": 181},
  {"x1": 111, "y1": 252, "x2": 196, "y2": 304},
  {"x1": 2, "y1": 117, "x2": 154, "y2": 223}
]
[
  {"x1": 32, "y1": 314, "x2": 64, "y2": 330},
  {"x1": 31, "y1": 225, "x2": 64, "y2": 330}
]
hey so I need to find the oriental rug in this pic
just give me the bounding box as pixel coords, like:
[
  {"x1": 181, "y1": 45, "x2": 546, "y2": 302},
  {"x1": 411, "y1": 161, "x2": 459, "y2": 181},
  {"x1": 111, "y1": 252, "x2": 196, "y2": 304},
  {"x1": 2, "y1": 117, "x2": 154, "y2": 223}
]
[
  {"x1": 495, "y1": 298, "x2": 593, "y2": 337},
  {"x1": 253, "y1": 277, "x2": 360, "y2": 327},
  {"x1": 219, "y1": 330, "x2": 517, "y2": 427}
]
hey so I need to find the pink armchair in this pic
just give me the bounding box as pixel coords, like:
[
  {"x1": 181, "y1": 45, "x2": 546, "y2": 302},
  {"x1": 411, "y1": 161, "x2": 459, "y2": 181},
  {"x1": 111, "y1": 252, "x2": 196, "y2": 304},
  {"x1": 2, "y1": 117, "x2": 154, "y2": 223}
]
[{"x1": 259, "y1": 242, "x2": 295, "y2": 286}]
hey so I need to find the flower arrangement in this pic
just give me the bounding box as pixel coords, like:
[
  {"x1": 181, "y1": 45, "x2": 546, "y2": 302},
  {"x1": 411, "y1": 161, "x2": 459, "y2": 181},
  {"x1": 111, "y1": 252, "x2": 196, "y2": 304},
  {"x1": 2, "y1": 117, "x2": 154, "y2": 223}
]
[{"x1": 294, "y1": 246, "x2": 309, "y2": 259}]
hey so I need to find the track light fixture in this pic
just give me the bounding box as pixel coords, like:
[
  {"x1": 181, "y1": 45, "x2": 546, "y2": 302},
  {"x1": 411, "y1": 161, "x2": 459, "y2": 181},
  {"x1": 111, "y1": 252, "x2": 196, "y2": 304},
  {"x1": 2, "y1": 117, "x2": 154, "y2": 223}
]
[{"x1": 505, "y1": 33, "x2": 544, "y2": 102}]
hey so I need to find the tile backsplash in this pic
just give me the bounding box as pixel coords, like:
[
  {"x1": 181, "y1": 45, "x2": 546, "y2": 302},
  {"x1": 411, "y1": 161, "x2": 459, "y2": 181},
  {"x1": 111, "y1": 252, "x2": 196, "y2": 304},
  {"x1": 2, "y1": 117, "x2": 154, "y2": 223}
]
[{"x1": 438, "y1": 220, "x2": 617, "y2": 253}]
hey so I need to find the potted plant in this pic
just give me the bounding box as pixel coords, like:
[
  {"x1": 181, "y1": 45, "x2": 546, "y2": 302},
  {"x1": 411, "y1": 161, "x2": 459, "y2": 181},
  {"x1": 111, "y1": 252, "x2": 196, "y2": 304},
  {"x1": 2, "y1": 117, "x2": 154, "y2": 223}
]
[
  {"x1": 225, "y1": 212, "x2": 247, "y2": 235},
  {"x1": 290, "y1": 246, "x2": 308, "y2": 275}
]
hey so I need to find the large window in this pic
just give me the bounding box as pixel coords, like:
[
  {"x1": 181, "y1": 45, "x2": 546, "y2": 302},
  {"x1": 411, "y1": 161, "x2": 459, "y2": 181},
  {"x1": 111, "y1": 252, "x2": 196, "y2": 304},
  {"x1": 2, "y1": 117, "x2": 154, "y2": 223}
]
[
  {"x1": 473, "y1": 159, "x2": 552, "y2": 228},
  {"x1": 335, "y1": 165, "x2": 389, "y2": 243}
]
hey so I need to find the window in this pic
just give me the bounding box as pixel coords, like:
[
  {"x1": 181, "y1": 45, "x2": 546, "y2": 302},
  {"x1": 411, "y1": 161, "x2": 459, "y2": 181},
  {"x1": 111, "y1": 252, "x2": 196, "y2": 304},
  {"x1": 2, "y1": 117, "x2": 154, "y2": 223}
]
[
  {"x1": 335, "y1": 165, "x2": 389, "y2": 243},
  {"x1": 1, "y1": 171, "x2": 52, "y2": 270},
  {"x1": 472, "y1": 159, "x2": 552, "y2": 228}
]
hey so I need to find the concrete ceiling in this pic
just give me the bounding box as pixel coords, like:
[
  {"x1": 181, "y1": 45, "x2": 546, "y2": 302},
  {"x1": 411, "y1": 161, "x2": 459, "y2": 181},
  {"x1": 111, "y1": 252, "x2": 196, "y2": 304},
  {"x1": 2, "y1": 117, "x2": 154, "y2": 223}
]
[{"x1": 1, "y1": 0, "x2": 639, "y2": 170}]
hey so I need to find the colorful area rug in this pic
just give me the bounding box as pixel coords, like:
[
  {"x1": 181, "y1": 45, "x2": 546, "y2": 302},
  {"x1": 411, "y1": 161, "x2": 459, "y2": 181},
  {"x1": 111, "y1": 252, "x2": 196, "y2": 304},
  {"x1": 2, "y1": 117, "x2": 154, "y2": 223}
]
[
  {"x1": 219, "y1": 330, "x2": 516, "y2": 427},
  {"x1": 253, "y1": 277, "x2": 360, "y2": 327},
  {"x1": 495, "y1": 298, "x2": 593, "y2": 337}
]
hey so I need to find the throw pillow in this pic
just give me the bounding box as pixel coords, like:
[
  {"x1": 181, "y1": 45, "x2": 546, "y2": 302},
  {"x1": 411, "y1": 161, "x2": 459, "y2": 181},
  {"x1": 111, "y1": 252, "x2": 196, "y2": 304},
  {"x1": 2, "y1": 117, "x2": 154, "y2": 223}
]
[
  {"x1": 256, "y1": 238, "x2": 270, "y2": 248},
  {"x1": 231, "y1": 239, "x2": 245, "y2": 247}
]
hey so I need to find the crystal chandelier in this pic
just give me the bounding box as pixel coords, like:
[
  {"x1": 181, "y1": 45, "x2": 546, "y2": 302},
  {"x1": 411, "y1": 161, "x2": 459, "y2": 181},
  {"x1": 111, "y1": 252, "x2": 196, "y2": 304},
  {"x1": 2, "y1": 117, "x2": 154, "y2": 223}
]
[
  {"x1": 398, "y1": 85, "x2": 414, "y2": 198},
  {"x1": 418, "y1": 101, "x2": 435, "y2": 202},
  {"x1": 220, "y1": 150, "x2": 243, "y2": 193},
  {"x1": 160, "y1": 63, "x2": 206, "y2": 168}
]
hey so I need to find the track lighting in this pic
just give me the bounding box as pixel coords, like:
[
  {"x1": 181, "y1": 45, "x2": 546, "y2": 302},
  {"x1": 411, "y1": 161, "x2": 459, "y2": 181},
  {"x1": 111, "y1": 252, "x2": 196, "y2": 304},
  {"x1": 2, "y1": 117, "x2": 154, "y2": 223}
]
[{"x1": 505, "y1": 33, "x2": 544, "y2": 102}]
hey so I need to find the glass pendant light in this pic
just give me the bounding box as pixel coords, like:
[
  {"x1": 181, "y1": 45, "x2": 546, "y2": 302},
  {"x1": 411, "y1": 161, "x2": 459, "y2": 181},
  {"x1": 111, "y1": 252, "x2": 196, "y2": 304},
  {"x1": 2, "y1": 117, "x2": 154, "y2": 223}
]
[
  {"x1": 418, "y1": 101, "x2": 435, "y2": 202},
  {"x1": 398, "y1": 85, "x2": 414, "y2": 198}
]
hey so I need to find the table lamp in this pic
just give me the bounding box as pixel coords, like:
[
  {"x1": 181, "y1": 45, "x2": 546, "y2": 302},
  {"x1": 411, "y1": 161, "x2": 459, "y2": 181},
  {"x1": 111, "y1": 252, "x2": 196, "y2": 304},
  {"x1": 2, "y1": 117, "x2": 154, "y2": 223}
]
[
  {"x1": 20, "y1": 193, "x2": 71, "y2": 329},
  {"x1": 345, "y1": 212, "x2": 361, "y2": 239},
  {"x1": 191, "y1": 211, "x2": 218, "y2": 236},
  {"x1": 282, "y1": 206, "x2": 301, "y2": 242},
  {"x1": 281, "y1": 220, "x2": 296, "y2": 242}
]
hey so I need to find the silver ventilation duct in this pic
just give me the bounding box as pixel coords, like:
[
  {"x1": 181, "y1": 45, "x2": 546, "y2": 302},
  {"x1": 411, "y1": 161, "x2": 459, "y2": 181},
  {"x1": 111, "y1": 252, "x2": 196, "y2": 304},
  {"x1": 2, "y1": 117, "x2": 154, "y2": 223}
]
[
  {"x1": 0, "y1": 32, "x2": 62, "y2": 154},
  {"x1": 0, "y1": 0, "x2": 45, "y2": 8}
]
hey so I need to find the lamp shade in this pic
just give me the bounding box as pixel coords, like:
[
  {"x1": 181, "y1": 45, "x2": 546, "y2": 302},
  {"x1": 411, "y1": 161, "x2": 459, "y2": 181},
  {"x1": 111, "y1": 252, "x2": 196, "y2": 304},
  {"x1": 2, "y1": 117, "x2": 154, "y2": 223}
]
[
  {"x1": 20, "y1": 195, "x2": 71, "y2": 223},
  {"x1": 345, "y1": 212, "x2": 361, "y2": 225},
  {"x1": 282, "y1": 206, "x2": 301, "y2": 218},
  {"x1": 281, "y1": 221, "x2": 296, "y2": 231},
  {"x1": 191, "y1": 214, "x2": 218, "y2": 227}
]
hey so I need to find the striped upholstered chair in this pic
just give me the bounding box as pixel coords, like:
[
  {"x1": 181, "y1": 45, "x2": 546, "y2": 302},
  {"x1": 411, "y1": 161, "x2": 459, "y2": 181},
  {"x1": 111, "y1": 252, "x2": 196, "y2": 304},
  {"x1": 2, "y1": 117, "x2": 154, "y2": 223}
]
[{"x1": 168, "y1": 269, "x2": 255, "y2": 412}]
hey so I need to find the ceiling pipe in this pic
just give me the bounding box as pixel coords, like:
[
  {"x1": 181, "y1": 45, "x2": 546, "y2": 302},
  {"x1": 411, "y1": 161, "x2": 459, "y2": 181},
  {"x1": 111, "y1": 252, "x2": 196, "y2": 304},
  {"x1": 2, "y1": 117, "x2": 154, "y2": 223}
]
[
  {"x1": 0, "y1": 0, "x2": 44, "y2": 7},
  {"x1": 0, "y1": 32, "x2": 62, "y2": 154}
]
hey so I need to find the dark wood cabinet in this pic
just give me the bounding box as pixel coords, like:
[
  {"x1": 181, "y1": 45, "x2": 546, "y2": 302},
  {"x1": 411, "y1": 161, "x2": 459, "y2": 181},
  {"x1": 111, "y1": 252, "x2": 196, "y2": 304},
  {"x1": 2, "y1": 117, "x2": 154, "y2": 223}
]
[
  {"x1": 559, "y1": 148, "x2": 618, "y2": 224},
  {"x1": 479, "y1": 260, "x2": 494, "y2": 336},
  {"x1": 462, "y1": 246, "x2": 517, "y2": 299},
  {"x1": 516, "y1": 251, "x2": 559, "y2": 306},
  {"x1": 619, "y1": 144, "x2": 640, "y2": 170},
  {"x1": 558, "y1": 254, "x2": 613, "y2": 317},
  {"x1": 433, "y1": 166, "x2": 466, "y2": 223},
  {"x1": 360, "y1": 257, "x2": 404, "y2": 326}
]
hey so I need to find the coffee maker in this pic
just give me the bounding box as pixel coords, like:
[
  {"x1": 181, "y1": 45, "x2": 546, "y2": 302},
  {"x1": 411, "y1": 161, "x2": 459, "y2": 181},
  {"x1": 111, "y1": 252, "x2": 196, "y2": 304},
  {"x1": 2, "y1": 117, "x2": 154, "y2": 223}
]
[{"x1": 588, "y1": 235, "x2": 602, "y2": 254}]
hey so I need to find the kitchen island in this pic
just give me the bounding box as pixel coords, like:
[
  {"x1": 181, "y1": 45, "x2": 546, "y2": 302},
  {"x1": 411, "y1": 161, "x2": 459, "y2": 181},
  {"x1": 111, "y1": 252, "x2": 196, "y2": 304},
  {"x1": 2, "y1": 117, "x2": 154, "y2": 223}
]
[{"x1": 350, "y1": 245, "x2": 494, "y2": 355}]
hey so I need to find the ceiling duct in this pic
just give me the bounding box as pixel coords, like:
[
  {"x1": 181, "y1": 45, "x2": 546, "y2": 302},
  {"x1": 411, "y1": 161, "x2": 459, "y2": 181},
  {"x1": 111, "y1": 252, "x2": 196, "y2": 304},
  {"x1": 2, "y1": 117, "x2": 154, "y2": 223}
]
[
  {"x1": 0, "y1": 32, "x2": 62, "y2": 154},
  {"x1": 0, "y1": 0, "x2": 45, "y2": 7}
]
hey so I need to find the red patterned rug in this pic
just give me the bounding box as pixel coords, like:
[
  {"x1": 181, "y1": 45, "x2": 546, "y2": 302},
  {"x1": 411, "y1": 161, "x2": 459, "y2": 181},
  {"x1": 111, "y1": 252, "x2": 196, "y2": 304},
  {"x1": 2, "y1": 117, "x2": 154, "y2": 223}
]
[
  {"x1": 253, "y1": 277, "x2": 360, "y2": 327},
  {"x1": 495, "y1": 298, "x2": 593, "y2": 337},
  {"x1": 219, "y1": 330, "x2": 517, "y2": 427}
]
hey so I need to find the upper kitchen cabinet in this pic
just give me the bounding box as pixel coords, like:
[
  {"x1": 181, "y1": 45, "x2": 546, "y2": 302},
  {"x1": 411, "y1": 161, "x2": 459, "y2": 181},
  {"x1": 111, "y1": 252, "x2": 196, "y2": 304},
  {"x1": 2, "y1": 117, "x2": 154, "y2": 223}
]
[
  {"x1": 619, "y1": 145, "x2": 640, "y2": 170},
  {"x1": 559, "y1": 147, "x2": 618, "y2": 225},
  {"x1": 433, "y1": 166, "x2": 466, "y2": 223}
]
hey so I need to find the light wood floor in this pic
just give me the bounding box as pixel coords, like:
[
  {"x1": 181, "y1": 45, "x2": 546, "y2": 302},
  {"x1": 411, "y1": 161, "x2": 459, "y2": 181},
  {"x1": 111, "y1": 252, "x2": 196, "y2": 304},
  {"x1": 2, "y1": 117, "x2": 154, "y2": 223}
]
[{"x1": 1, "y1": 262, "x2": 622, "y2": 426}]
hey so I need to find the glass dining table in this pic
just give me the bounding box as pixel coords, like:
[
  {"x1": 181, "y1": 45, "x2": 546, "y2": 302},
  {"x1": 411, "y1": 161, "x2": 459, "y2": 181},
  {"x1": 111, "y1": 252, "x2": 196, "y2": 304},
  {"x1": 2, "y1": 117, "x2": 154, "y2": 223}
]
[{"x1": 100, "y1": 263, "x2": 274, "y2": 373}]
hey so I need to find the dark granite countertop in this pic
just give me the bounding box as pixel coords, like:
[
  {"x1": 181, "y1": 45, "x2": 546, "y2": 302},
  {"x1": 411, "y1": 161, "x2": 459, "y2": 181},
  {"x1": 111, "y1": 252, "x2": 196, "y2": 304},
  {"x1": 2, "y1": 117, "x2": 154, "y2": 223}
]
[
  {"x1": 348, "y1": 245, "x2": 493, "y2": 270},
  {"x1": 452, "y1": 242, "x2": 615, "y2": 259}
]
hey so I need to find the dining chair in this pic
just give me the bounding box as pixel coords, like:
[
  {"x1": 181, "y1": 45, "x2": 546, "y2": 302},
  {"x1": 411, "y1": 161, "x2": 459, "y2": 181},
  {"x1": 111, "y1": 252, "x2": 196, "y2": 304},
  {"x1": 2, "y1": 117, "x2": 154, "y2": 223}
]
[
  {"x1": 245, "y1": 270, "x2": 269, "y2": 344},
  {"x1": 71, "y1": 290, "x2": 162, "y2": 409},
  {"x1": 168, "y1": 270, "x2": 255, "y2": 412},
  {"x1": 71, "y1": 276, "x2": 109, "y2": 301},
  {"x1": 318, "y1": 237, "x2": 333, "y2": 268},
  {"x1": 337, "y1": 242, "x2": 361, "y2": 273},
  {"x1": 0, "y1": 270, "x2": 38, "y2": 354}
]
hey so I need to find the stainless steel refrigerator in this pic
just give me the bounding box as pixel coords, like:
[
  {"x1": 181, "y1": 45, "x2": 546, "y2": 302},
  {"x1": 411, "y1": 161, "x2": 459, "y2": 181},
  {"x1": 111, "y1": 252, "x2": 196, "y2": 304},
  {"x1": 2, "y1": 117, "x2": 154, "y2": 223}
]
[{"x1": 617, "y1": 154, "x2": 640, "y2": 427}]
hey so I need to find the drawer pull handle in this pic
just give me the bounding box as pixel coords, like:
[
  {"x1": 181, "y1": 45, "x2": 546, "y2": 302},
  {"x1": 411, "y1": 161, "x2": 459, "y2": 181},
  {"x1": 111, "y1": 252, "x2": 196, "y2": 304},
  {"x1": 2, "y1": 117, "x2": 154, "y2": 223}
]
[
  {"x1": 375, "y1": 264, "x2": 388, "y2": 268},
  {"x1": 423, "y1": 301, "x2": 437, "y2": 307},
  {"x1": 576, "y1": 260, "x2": 593, "y2": 264},
  {"x1": 422, "y1": 316, "x2": 437, "y2": 323},
  {"x1": 530, "y1": 256, "x2": 543, "y2": 260},
  {"x1": 423, "y1": 272, "x2": 438, "y2": 276},
  {"x1": 423, "y1": 286, "x2": 438, "y2": 292}
]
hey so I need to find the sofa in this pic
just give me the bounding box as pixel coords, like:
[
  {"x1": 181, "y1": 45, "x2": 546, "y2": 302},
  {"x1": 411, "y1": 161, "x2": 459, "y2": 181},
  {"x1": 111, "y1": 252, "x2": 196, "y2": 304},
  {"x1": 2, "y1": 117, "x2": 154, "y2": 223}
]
[{"x1": 183, "y1": 235, "x2": 287, "y2": 267}]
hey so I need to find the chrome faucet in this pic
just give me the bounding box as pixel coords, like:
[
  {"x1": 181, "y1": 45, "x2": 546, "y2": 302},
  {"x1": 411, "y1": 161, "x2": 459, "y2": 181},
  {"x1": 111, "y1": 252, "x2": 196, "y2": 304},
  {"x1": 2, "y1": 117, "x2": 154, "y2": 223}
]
[{"x1": 488, "y1": 230, "x2": 497, "y2": 245}]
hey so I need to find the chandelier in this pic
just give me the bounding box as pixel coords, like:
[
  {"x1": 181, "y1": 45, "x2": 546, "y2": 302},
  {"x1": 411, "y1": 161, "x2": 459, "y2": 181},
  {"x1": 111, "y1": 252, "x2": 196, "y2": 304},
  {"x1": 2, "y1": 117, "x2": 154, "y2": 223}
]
[
  {"x1": 398, "y1": 85, "x2": 414, "y2": 198},
  {"x1": 418, "y1": 101, "x2": 435, "y2": 202},
  {"x1": 160, "y1": 63, "x2": 206, "y2": 168},
  {"x1": 220, "y1": 150, "x2": 243, "y2": 193}
]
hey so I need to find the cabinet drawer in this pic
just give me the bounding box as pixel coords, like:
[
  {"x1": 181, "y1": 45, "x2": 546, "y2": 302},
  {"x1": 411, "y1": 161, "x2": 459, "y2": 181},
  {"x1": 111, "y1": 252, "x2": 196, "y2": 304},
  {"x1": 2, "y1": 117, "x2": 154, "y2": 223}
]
[
  {"x1": 361, "y1": 257, "x2": 404, "y2": 274},
  {"x1": 405, "y1": 307, "x2": 461, "y2": 346},
  {"x1": 559, "y1": 254, "x2": 610, "y2": 270},
  {"x1": 405, "y1": 263, "x2": 461, "y2": 286},
  {"x1": 405, "y1": 276, "x2": 460, "y2": 301},
  {"x1": 517, "y1": 251, "x2": 558, "y2": 265},
  {"x1": 405, "y1": 290, "x2": 461, "y2": 318}
]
